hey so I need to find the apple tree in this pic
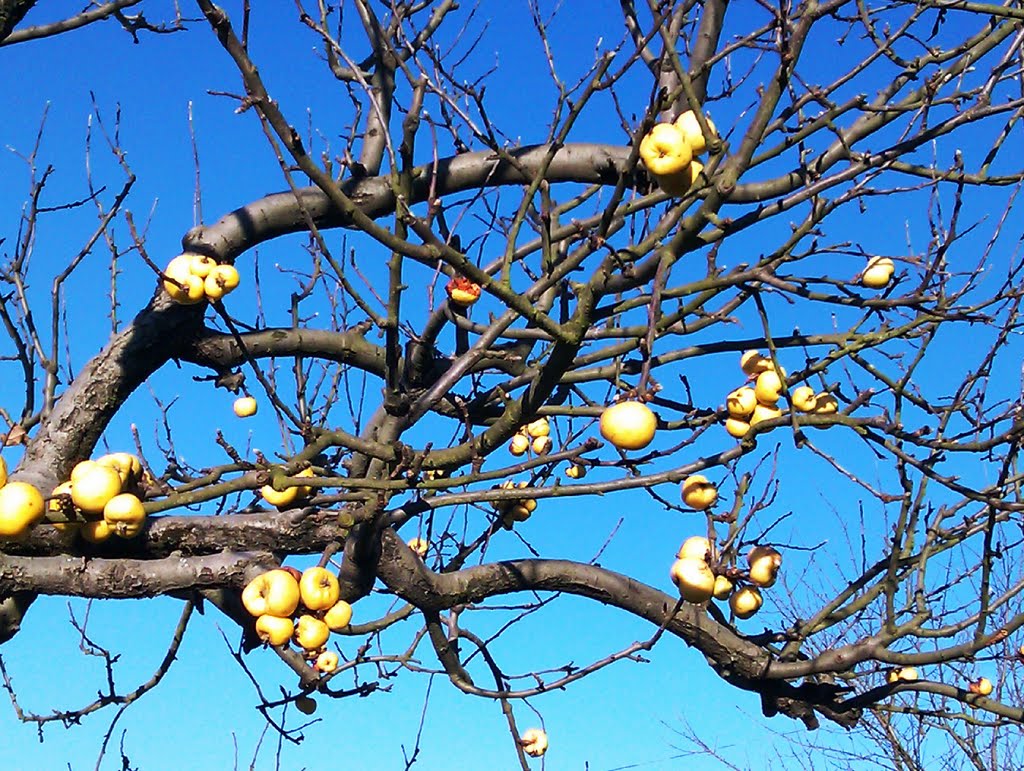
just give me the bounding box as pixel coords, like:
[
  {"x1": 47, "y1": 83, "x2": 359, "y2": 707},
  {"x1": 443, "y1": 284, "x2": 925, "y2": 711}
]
[{"x1": 2, "y1": 0, "x2": 1024, "y2": 767}]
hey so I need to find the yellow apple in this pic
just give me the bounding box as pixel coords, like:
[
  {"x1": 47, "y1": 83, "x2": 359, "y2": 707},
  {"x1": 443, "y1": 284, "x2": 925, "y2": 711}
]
[
  {"x1": 726, "y1": 387, "x2": 757, "y2": 419},
  {"x1": 96, "y1": 452, "x2": 142, "y2": 486},
  {"x1": 729, "y1": 586, "x2": 763, "y2": 619},
  {"x1": 324, "y1": 600, "x2": 353, "y2": 632},
  {"x1": 0, "y1": 481, "x2": 45, "y2": 538},
  {"x1": 71, "y1": 462, "x2": 123, "y2": 515},
  {"x1": 407, "y1": 537, "x2": 429, "y2": 558},
  {"x1": 712, "y1": 574, "x2": 734, "y2": 601},
  {"x1": 315, "y1": 651, "x2": 339, "y2": 673},
  {"x1": 814, "y1": 393, "x2": 839, "y2": 414},
  {"x1": 654, "y1": 160, "x2": 704, "y2": 197},
  {"x1": 681, "y1": 475, "x2": 717, "y2": 510},
  {"x1": 299, "y1": 567, "x2": 340, "y2": 611},
  {"x1": 600, "y1": 401, "x2": 657, "y2": 451},
  {"x1": 887, "y1": 666, "x2": 918, "y2": 684},
  {"x1": 188, "y1": 254, "x2": 218, "y2": 278},
  {"x1": 509, "y1": 433, "x2": 530, "y2": 456},
  {"x1": 80, "y1": 518, "x2": 112, "y2": 543},
  {"x1": 531, "y1": 435, "x2": 553, "y2": 455},
  {"x1": 565, "y1": 463, "x2": 587, "y2": 479},
  {"x1": 725, "y1": 418, "x2": 750, "y2": 438},
  {"x1": 754, "y1": 370, "x2": 783, "y2": 405},
  {"x1": 740, "y1": 350, "x2": 771, "y2": 376},
  {"x1": 203, "y1": 264, "x2": 241, "y2": 301},
  {"x1": 521, "y1": 728, "x2": 548, "y2": 758},
  {"x1": 790, "y1": 385, "x2": 817, "y2": 412},
  {"x1": 525, "y1": 418, "x2": 549, "y2": 438},
  {"x1": 747, "y1": 545, "x2": 782, "y2": 587},
  {"x1": 677, "y1": 536, "x2": 711, "y2": 561},
  {"x1": 669, "y1": 557, "x2": 716, "y2": 603},
  {"x1": 163, "y1": 255, "x2": 206, "y2": 304},
  {"x1": 295, "y1": 614, "x2": 331, "y2": 651},
  {"x1": 969, "y1": 677, "x2": 993, "y2": 696},
  {"x1": 233, "y1": 396, "x2": 258, "y2": 418},
  {"x1": 446, "y1": 276, "x2": 481, "y2": 306},
  {"x1": 242, "y1": 569, "x2": 301, "y2": 618},
  {"x1": 674, "y1": 110, "x2": 717, "y2": 154},
  {"x1": 749, "y1": 403, "x2": 782, "y2": 428},
  {"x1": 103, "y1": 493, "x2": 147, "y2": 538},
  {"x1": 48, "y1": 481, "x2": 77, "y2": 531},
  {"x1": 639, "y1": 122, "x2": 693, "y2": 177},
  {"x1": 0, "y1": 455, "x2": 7, "y2": 487},
  {"x1": 255, "y1": 614, "x2": 295, "y2": 646},
  {"x1": 862, "y1": 256, "x2": 895, "y2": 288},
  {"x1": 261, "y1": 479, "x2": 301, "y2": 508}
]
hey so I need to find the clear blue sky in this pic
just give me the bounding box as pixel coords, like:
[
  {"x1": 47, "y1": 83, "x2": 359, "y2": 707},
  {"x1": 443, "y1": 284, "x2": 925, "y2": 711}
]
[{"x1": 0, "y1": 2, "x2": 1016, "y2": 769}]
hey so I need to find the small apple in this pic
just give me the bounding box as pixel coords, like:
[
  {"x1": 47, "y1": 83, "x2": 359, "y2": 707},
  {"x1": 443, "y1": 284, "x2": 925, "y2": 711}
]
[
  {"x1": 242, "y1": 569, "x2": 301, "y2": 618},
  {"x1": 531, "y1": 435, "x2": 552, "y2": 455},
  {"x1": 315, "y1": 651, "x2": 339, "y2": 673},
  {"x1": 103, "y1": 492, "x2": 147, "y2": 538},
  {"x1": 509, "y1": 433, "x2": 530, "y2": 456},
  {"x1": 203, "y1": 264, "x2": 241, "y2": 301},
  {"x1": 188, "y1": 254, "x2": 218, "y2": 278},
  {"x1": 255, "y1": 614, "x2": 295, "y2": 646},
  {"x1": 669, "y1": 557, "x2": 716, "y2": 604},
  {"x1": 600, "y1": 401, "x2": 657, "y2": 451},
  {"x1": 681, "y1": 475, "x2": 717, "y2": 510},
  {"x1": 654, "y1": 160, "x2": 704, "y2": 197},
  {"x1": 969, "y1": 677, "x2": 993, "y2": 696},
  {"x1": 749, "y1": 403, "x2": 782, "y2": 428},
  {"x1": 887, "y1": 666, "x2": 918, "y2": 683},
  {"x1": 725, "y1": 418, "x2": 750, "y2": 438},
  {"x1": 790, "y1": 385, "x2": 817, "y2": 412},
  {"x1": 639, "y1": 122, "x2": 693, "y2": 177},
  {"x1": 712, "y1": 574, "x2": 734, "y2": 601},
  {"x1": 674, "y1": 110, "x2": 718, "y2": 154},
  {"x1": 520, "y1": 728, "x2": 548, "y2": 758},
  {"x1": 525, "y1": 418, "x2": 549, "y2": 438},
  {"x1": 234, "y1": 396, "x2": 258, "y2": 418},
  {"x1": 446, "y1": 276, "x2": 481, "y2": 306},
  {"x1": 747, "y1": 545, "x2": 782, "y2": 588},
  {"x1": 324, "y1": 600, "x2": 353, "y2": 632},
  {"x1": 162, "y1": 255, "x2": 206, "y2": 304},
  {"x1": 862, "y1": 256, "x2": 895, "y2": 289},
  {"x1": 295, "y1": 615, "x2": 331, "y2": 651},
  {"x1": 0, "y1": 455, "x2": 7, "y2": 487},
  {"x1": 96, "y1": 452, "x2": 142, "y2": 486},
  {"x1": 754, "y1": 370, "x2": 783, "y2": 405},
  {"x1": 726, "y1": 387, "x2": 757, "y2": 419},
  {"x1": 295, "y1": 695, "x2": 317, "y2": 715},
  {"x1": 261, "y1": 477, "x2": 301, "y2": 508},
  {"x1": 740, "y1": 350, "x2": 772, "y2": 376},
  {"x1": 80, "y1": 518, "x2": 112, "y2": 544},
  {"x1": 407, "y1": 537, "x2": 429, "y2": 558},
  {"x1": 0, "y1": 481, "x2": 46, "y2": 538},
  {"x1": 565, "y1": 463, "x2": 587, "y2": 479},
  {"x1": 299, "y1": 567, "x2": 340, "y2": 611},
  {"x1": 677, "y1": 536, "x2": 711, "y2": 561},
  {"x1": 48, "y1": 481, "x2": 77, "y2": 531},
  {"x1": 814, "y1": 393, "x2": 839, "y2": 414},
  {"x1": 729, "y1": 586, "x2": 763, "y2": 619},
  {"x1": 71, "y1": 462, "x2": 123, "y2": 515}
]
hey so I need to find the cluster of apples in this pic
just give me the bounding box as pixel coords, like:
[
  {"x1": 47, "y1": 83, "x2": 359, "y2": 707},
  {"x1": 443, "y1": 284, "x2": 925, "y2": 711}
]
[
  {"x1": 260, "y1": 467, "x2": 317, "y2": 509},
  {"x1": 494, "y1": 480, "x2": 538, "y2": 529},
  {"x1": 242, "y1": 566, "x2": 352, "y2": 671},
  {"x1": 162, "y1": 253, "x2": 240, "y2": 305},
  {"x1": 0, "y1": 457, "x2": 45, "y2": 539},
  {"x1": 639, "y1": 110, "x2": 716, "y2": 197},
  {"x1": 862, "y1": 256, "x2": 895, "y2": 288},
  {"x1": 724, "y1": 350, "x2": 837, "y2": 438},
  {"x1": 49, "y1": 453, "x2": 150, "y2": 542},
  {"x1": 520, "y1": 728, "x2": 548, "y2": 758},
  {"x1": 509, "y1": 417, "x2": 553, "y2": 457},
  {"x1": 669, "y1": 535, "x2": 782, "y2": 620}
]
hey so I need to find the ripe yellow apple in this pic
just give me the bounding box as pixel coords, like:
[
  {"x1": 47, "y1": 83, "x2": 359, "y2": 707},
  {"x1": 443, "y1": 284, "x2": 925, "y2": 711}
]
[
  {"x1": 525, "y1": 418, "x2": 549, "y2": 438},
  {"x1": 814, "y1": 393, "x2": 839, "y2": 414},
  {"x1": 242, "y1": 569, "x2": 301, "y2": 618},
  {"x1": 96, "y1": 452, "x2": 142, "y2": 485},
  {"x1": 103, "y1": 493, "x2": 147, "y2": 538},
  {"x1": 654, "y1": 160, "x2": 704, "y2": 197},
  {"x1": 969, "y1": 677, "x2": 994, "y2": 696},
  {"x1": 233, "y1": 396, "x2": 258, "y2": 418},
  {"x1": 261, "y1": 478, "x2": 301, "y2": 508},
  {"x1": 203, "y1": 264, "x2": 241, "y2": 300},
  {"x1": 790, "y1": 385, "x2": 817, "y2": 412},
  {"x1": 407, "y1": 537, "x2": 429, "y2": 558},
  {"x1": 295, "y1": 695, "x2": 317, "y2": 715},
  {"x1": 0, "y1": 481, "x2": 45, "y2": 538},
  {"x1": 315, "y1": 651, "x2": 339, "y2": 673},
  {"x1": 446, "y1": 276, "x2": 482, "y2": 306},
  {"x1": 565, "y1": 463, "x2": 587, "y2": 479},
  {"x1": 509, "y1": 433, "x2": 530, "y2": 456},
  {"x1": 71, "y1": 462, "x2": 123, "y2": 515},
  {"x1": 669, "y1": 557, "x2": 716, "y2": 603},
  {"x1": 677, "y1": 535, "x2": 711, "y2": 561},
  {"x1": 188, "y1": 254, "x2": 218, "y2": 278},
  {"x1": 681, "y1": 475, "x2": 717, "y2": 510},
  {"x1": 295, "y1": 614, "x2": 331, "y2": 651},
  {"x1": 639, "y1": 122, "x2": 693, "y2": 177},
  {"x1": 80, "y1": 518, "x2": 112, "y2": 543},
  {"x1": 324, "y1": 600, "x2": 353, "y2": 631},
  {"x1": 726, "y1": 387, "x2": 757, "y2": 418},
  {"x1": 862, "y1": 256, "x2": 895, "y2": 288},
  {"x1": 0, "y1": 455, "x2": 7, "y2": 487},
  {"x1": 299, "y1": 567, "x2": 340, "y2": 611},
  {"x1": 725, "y1": 418, "x2": 750, "y2": 438},
  {"x1": 747, "y1": 545, "x2": 782, "y2": 587},
  {"x1": 712, "y1": 574, "x2": 734, "y2": 601},
  {"x1": 531, "y1": 435, "x2": 553, "y2": 455},
  {"x1": 749, "y1": 403, "x2": 782, "y2": 428},
  {"x1": 729, "y1": 586, "x2": 763, "y2": 619},
  {"x1": 255, "y1": 614, "x2": 295, "y2": 646},
  {"x1": 163, "y1": 255, "x2": 206, "y2": 304},
  {"x1": 754, "y1": 370, "x2": 783, "y2": 405},
  {"x1": 520, "y1": 728, "x2": 548, "y2": 758},
  {"x1": 740, "y1": 350, "x2": 772, "y2": 376},
  {"x1": 887, "y1": 666, "x2": 918, "y2": 684},
  {"x1": 674, "y1": 110, "x2": 717, "y2": 154},
  {"x1": 600, "y1": 401, "x2": 657, "y2": 451},
  {"x1": 48, "y1": 481, "x2": 77, "y2": 531}
]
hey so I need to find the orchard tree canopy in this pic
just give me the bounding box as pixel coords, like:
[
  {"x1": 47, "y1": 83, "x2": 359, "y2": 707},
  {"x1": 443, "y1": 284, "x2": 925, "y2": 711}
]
[{"x1": 2, "y1": 0, "x2": 1024, "y2": 768}]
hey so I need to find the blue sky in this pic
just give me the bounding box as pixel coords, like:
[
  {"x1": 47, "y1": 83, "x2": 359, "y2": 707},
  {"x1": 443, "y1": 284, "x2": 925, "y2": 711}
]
[{"x1": 0, "y1": 2, "x2": 1019, "y2": 769}]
